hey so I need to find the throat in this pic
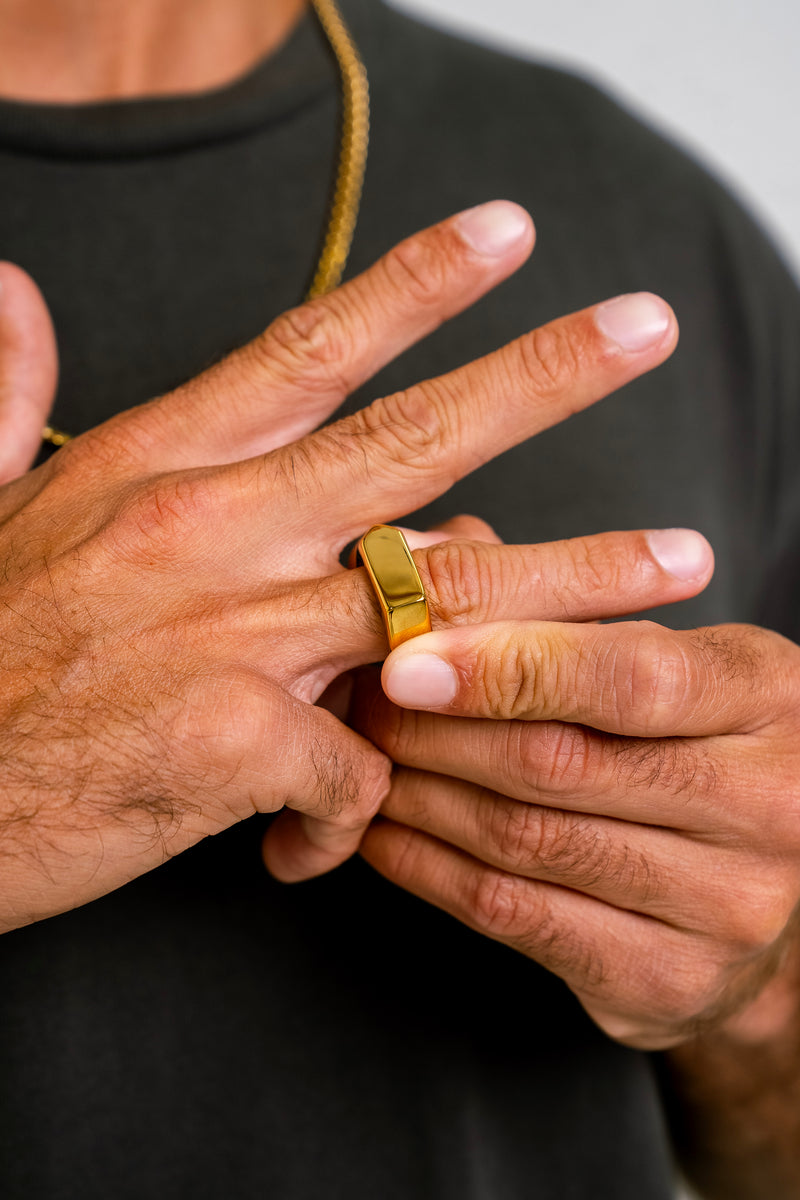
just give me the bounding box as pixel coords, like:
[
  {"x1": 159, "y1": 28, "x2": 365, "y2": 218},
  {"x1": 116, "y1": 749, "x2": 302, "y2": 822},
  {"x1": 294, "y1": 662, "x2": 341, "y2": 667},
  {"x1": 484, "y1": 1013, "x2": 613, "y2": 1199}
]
[{"x1": 0, "y1": 0, "x2": 308, "y2": 103}]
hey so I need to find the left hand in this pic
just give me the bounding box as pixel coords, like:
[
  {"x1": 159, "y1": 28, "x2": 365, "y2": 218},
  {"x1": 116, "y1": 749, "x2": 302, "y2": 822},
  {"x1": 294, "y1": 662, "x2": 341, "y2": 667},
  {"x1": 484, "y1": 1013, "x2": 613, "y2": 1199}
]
[{"x1": 353, "y1": 613, "x2": 800, "y2": 1050}]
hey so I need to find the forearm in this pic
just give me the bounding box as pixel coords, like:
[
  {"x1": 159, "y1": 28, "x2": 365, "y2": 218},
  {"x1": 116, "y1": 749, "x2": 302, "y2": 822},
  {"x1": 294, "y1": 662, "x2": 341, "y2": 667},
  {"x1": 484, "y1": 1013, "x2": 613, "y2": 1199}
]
[{"x1": 658, "y1": 931, "x2": 800, "y2": 1200}]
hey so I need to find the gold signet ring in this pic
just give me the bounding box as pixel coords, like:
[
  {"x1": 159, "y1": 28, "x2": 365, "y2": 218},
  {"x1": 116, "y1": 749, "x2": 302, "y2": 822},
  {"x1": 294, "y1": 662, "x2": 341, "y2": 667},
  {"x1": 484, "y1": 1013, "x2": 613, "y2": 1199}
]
[{"x1": 355, "y1": 525, "x2": 432, "y2": 651}]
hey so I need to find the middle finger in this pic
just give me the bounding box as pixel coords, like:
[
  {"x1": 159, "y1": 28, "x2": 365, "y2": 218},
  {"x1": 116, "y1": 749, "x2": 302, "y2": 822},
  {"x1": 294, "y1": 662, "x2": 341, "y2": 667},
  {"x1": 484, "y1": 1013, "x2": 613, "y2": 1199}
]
[{"x1": 351, "y1": 678, "x2": 743, "y2": 835}]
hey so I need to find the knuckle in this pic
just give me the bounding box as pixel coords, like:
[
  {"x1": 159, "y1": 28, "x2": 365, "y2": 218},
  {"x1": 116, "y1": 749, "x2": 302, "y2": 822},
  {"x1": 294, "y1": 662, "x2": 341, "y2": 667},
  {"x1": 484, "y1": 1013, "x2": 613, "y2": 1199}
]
[
  {"x1": 484, "y1": 642, "x2": 533, "y2": 719},
  {"x1": 641, "y1": 938, "x2": 727, "y2": 1032},
  {"x1": 469, "y1": 869, "x2": 532, "y2": 938},
  {"x1": 589, "y1": 941, "x2": 732, "y2": 1047},
  {"x1": 380, "y1": 234, "x2": 451, "y2": 309},
  {"x1": 487, "y1": 800, "x2": 539, "y2": 872},
  {"x1": 478, "y1": 633, "x2": 559, "y2": 720},
  {"x1": 260, "y1": 297, "x2": 359, "y2": 394},
  {"x1": 689, "y1": 623, "x2": 791, "y2": 732},
  {"x1": 543, "y1": 537, "x2": 625, "y2": 619},
  {"x1": 721, "y1": 878, "x2": 793, "y2": 956},
  {"x1": 516, "y1": 723, "x2": 598, "y2": 798},
  {"x1": 616, "y1": 623, "x2": 695, "y2": 733},
  {"x1": 521, "y1": 322, "x2": 582, "y2": 397},
  {"x1": 465, "y1": 860, "x2": 606, "y2": 987},
  {"x1": 546, "y1": 816, "x2": 611, "y2": 884},
  {"x1": 529, "y1": 811, "x2": 655, "y2": 900},
  {"x1": 491, "y1": 746, "x2": 666, "y2": 904},
  {"x1": 609, "y1": 842, "x2": 663, "y2": 904},
  {"x1": 113, "y1": 472, "x2": 214, "y2": 559},
  {"x1": 351, "y1": 384, "x2": 452, "y2": 477},
  {"x1": 568, "y1": 535, "x2": 623, "y2": 596},
  {"x1": 528, "y1": 809, "x2": 587, "y2": 874},
  {"x1": 671, "y1": 958, "x2": 726, "y2": 1027},
  {"x1": 423, "y1": 539, "x2": 492, "y2": 623}
]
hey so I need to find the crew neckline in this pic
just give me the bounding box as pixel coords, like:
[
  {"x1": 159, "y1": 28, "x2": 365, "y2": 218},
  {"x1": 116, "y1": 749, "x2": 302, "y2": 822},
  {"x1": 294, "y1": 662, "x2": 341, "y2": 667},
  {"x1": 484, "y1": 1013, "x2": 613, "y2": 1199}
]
[{"x1": 0, "y1": 4, "x2": 337, "y2": 159}]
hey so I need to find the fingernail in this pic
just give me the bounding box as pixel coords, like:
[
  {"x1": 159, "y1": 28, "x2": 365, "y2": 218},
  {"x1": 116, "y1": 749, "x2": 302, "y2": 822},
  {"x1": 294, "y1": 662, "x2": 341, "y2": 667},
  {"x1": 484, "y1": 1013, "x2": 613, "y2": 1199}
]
[
  {"x1": 455, "y1": 201, "x2": 530, "y2": 257},
  {"x1": 647, "y1": 528, "x2": 712, "y2": 581},
  {"x1": 595, "y1": 293, "x2": 671, "y2": 351},
  {"x1": 383, "y1": 652, "x2": 458, "y2": 709}
]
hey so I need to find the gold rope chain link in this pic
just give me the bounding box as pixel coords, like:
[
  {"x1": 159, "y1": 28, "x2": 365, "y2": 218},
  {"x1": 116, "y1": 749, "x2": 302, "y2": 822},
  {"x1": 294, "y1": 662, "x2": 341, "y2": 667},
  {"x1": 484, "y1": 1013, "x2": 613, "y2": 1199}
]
[{"x1": 42, "y1": 0, "x2": 370, "y2": 448}]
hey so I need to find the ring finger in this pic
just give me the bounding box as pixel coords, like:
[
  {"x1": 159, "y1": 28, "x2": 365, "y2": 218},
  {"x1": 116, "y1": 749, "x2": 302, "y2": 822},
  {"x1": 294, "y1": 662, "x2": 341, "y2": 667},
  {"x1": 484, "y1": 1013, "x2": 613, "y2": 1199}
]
[
  {"x1": 286, "y1": 525, "x2": 713, "y2": 694},
  {"x1": 378, "y1": 765, "x2": 745, "y2": 932}
]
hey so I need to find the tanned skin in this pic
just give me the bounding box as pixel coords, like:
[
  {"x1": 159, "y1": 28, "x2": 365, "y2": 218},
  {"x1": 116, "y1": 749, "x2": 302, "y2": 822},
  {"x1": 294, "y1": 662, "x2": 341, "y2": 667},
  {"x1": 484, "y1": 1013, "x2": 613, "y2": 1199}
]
[{"x1": 0, "y1": 4, "x2": 797, "y2": 1197}]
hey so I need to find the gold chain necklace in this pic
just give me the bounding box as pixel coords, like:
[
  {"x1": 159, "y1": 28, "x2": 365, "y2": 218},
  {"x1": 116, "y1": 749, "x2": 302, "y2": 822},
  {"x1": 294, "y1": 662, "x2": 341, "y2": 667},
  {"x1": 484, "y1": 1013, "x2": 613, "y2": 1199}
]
[{"x1": 42, "y1": 0, "x2": 370, "y2": 448}]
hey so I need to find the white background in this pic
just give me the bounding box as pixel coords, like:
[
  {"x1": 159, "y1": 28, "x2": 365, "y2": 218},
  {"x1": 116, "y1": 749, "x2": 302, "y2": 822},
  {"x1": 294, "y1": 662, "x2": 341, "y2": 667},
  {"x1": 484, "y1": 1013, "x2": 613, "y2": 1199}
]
[{"x1": 390, "y1": 0, "x2": 800, "y2": 280}]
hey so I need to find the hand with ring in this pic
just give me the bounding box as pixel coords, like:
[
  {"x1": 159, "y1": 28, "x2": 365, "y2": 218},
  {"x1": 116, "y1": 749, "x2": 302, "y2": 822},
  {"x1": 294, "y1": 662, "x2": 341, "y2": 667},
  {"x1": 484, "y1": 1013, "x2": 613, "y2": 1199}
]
[
  {"x1": 352, "y1": 543, "x2": 800, "y2": 1051},
  {"x1": 0, "y1": 201, "x2": 688, "y2": 933}
]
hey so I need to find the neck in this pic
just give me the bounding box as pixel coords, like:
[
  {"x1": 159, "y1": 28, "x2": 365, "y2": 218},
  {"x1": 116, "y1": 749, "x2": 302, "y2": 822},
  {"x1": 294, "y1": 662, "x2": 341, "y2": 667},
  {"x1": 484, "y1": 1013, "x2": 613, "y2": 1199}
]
[{"x1": 0, "y1": 0, "x2": 308, "y2": 103}]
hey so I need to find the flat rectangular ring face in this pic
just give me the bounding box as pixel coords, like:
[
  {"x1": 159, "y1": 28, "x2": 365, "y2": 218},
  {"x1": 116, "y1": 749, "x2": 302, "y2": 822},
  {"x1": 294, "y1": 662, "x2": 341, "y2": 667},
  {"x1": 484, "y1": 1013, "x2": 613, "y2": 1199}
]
[
  {"x1": 358, "y1": 525, "x2": 431, "y2": 648},
  {"x1": 360, "y1": 526, "x2": 425, "y2": 609}
]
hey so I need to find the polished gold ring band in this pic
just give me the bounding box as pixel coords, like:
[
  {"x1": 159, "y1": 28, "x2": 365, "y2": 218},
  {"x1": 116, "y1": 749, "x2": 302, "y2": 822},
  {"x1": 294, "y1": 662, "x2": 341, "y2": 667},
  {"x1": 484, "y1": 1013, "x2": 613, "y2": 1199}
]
[{"x1": 355, "y1": 525, "x2": 431, "y2": 651}]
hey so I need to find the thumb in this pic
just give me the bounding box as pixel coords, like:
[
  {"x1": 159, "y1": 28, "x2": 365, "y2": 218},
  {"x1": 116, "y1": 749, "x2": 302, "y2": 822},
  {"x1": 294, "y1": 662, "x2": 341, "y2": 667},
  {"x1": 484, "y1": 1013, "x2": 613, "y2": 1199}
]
[{"x1": 0, "y1": 263, "x2": 59, "y2": 484}]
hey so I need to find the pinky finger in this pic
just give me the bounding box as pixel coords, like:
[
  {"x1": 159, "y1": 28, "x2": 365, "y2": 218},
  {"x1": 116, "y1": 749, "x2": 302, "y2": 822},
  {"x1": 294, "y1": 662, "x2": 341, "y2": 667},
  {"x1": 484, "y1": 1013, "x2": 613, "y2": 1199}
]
[{"x1": 360, "y1": 818, "x2": 704, "y2": 1050}]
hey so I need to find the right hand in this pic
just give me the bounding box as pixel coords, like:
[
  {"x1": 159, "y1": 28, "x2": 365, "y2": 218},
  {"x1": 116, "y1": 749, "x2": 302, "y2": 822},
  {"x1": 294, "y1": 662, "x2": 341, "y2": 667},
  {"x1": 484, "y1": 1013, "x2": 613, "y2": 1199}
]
[
  {"x1": 0, "y1": 201, "x2": 693, "y2": 933},
  {"x1": 0, "y1": 261, "x2": 59, "y2": 483}
]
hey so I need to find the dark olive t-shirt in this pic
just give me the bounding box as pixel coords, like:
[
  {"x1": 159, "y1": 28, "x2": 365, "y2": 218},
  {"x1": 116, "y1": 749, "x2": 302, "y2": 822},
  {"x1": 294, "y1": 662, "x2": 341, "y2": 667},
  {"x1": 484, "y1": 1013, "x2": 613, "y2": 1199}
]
[{"x1": 1, "y1": 2, "x2": 798, "y2": 1196}]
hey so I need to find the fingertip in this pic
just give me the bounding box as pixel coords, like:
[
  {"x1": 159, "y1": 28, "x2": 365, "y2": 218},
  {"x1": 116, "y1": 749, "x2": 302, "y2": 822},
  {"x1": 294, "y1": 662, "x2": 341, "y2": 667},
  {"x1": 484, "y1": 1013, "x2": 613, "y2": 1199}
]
[
  {"x1": 594, "y1": 292, "x2": 676, "y2": 355},
  {"x1": 382, "y1": 645, "x2": 458, "y2": 710},
  {"x1": 646, "y1": 528, "x2": 714, "y2": 585},
  {"x1": 453, "y1": 200, "x2": 535, "y2": 261}
]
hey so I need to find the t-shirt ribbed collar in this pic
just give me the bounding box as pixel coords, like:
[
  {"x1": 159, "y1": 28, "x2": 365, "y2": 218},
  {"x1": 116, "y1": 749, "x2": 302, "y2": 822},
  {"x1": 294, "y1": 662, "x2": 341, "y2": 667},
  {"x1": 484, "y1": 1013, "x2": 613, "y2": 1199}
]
[{"x1": 0, "y1": 1, "x2": 375, "y2": 159}]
